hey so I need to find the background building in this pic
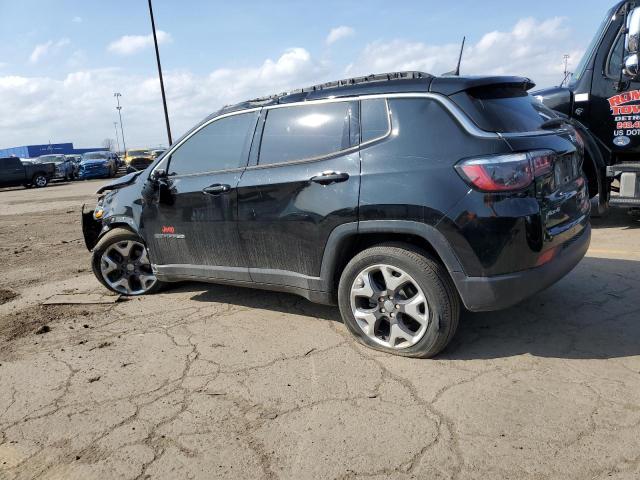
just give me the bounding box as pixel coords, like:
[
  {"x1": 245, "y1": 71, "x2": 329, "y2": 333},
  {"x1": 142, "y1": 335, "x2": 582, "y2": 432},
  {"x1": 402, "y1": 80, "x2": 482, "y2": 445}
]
[{"x1": 0, "y1": 143, "x2": 107, "y2": 158}]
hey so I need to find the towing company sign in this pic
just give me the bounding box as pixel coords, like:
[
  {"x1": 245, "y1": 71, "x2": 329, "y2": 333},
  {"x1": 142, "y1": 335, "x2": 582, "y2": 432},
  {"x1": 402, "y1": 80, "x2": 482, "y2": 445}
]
[{"x1": 610, "y1": 90, "x2": 640, "y2": 145}]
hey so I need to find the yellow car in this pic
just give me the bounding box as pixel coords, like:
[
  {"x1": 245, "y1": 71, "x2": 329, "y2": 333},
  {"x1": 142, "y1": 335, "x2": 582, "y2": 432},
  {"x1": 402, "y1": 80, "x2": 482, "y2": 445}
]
[{"x1": 123, "y1": 149, "x2": 154, "y2": 171}]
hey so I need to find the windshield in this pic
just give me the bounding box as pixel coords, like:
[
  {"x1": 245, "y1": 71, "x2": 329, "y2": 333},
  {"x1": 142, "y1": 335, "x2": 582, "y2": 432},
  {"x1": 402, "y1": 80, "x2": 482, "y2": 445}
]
[
  {"x1": 570, "y1": 7, "x2": 614, "y2": 86},
  {"x1": 128, "y1": 150, "x2": 150, "y2": 156},
  {"x1": 83, "y1": 153, "x2": 108, "y2": 159}
]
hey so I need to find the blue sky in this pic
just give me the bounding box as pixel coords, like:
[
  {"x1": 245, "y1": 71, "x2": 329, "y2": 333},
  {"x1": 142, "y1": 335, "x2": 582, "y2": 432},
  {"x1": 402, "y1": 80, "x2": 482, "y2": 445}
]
[{"x1": 0, "y1": 0, "x2": 616, "y2": 148}]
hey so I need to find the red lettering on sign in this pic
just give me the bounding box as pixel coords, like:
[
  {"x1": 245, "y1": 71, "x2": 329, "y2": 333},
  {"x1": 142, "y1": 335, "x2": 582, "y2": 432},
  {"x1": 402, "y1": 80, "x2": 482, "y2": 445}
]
[{"x1": 609, "y1": 90, "x2": 640, "y2": 108}]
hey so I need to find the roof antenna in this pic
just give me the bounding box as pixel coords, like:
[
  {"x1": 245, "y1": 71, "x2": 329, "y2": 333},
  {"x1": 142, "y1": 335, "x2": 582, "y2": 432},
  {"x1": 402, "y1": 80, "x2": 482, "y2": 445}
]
[{"x1": 454, "y1": 36, "x2": 466, "y2": 76}]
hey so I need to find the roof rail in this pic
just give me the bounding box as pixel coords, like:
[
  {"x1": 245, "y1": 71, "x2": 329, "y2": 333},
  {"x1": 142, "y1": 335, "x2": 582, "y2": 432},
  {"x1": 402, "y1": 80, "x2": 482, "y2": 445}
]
[{"x1": 244, "y1": 71, "x2": 433, "y2": 105}]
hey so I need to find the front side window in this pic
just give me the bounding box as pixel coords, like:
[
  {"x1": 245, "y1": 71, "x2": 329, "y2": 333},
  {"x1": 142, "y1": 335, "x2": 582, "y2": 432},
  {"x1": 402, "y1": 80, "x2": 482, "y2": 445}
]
[
  {"x1": 258, "y1": 101, "x2": 353, "y2": 165},
  {"x1": 169, "y1": 111, "x2": 259, "y2": 175}
]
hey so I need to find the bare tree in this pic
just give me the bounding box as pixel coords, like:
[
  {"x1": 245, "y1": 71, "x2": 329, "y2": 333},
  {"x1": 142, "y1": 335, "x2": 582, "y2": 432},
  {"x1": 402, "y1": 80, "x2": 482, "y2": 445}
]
[{"x1": 102, "y1": 138, "x2": 115, "y2": 151}]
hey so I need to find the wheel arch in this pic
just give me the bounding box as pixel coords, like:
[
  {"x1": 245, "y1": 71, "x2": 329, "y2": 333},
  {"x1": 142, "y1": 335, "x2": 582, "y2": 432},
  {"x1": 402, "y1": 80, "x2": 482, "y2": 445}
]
[
  {"x1": 82, "y1": 207, "x2": 140, "y2": 251},
  {"x1": 320, "y1": 221, "x2": 465, "y2": 294}
]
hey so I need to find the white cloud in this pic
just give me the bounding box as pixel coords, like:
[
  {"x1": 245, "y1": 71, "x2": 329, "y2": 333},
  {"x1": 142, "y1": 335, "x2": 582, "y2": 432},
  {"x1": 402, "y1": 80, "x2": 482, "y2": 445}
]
[
  {"x1": 107, "y1": 31, "x2": 172, "y2": 55},
  {"x1": 0, "y1": 47, "x2": 325, "y2": 148},
  {"x1": 29, "y1": 38, "x2": 71, "y2": 64},
  {"x1": 72, "y1": 16, "x2": 82, "y2": 23},
  {"x1": 346, "y1": 17, "x2": 580, "y2": 88},
  {"x1": 326, "y1": 26, "x2": 355, "y2": 45},
  {"x1": 2, "y1": 17, "x2": 587, "y2": 151}
]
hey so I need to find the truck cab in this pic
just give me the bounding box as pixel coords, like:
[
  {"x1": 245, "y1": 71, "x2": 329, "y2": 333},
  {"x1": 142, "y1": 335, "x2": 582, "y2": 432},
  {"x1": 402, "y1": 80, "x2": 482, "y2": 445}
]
[{"x1": 535, "y1": 1, "x2": 640, "y2": 211}]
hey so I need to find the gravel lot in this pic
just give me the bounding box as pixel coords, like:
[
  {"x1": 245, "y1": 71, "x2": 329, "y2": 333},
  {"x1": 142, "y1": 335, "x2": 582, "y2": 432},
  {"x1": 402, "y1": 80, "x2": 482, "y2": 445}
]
[{"x1": 1, "y1": 179, "x2": 639, "y2": 480}]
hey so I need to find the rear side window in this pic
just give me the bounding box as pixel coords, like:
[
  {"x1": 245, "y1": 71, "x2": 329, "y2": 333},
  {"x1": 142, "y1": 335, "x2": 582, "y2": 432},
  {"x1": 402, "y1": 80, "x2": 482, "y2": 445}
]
[
  {"x1": 452, "y1": 87, "x2": 558, "y2": 133},
  {"x1": 169, "y1": 111, "x2": 259, "y2": 175},
  {"x1": 259, "y1": 102, "x2": 354, "y2": 165},
  {"x1": 361, "y1": 99, "x2": 390, "y2": 143}
]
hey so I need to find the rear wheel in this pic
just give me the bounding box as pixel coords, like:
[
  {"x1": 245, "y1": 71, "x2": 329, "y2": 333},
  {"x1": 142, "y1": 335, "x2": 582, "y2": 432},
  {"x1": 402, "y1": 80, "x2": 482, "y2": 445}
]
[
  {"x1": 338, "y1": 244, "x2": 460, "y2": 358},
  {"x1": 91, "y1": 228, "x2": 162, "y2": 296},
  {"x1": 32, "y1": 174, "x2": 48, "y2": 188}
]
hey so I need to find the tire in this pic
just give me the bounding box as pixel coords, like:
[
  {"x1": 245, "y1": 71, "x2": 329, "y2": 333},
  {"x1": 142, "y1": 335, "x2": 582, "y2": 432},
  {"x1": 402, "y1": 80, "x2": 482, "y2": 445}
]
[
  {"x1": 32, "y1": 173, "x2": 48, "y2": 188},
  {"x1": 338, "y1": 243, "x2": 460, "y2": 358},
  {"x1": 91, "y1": 228, "x2": 163, "y2": 296}
]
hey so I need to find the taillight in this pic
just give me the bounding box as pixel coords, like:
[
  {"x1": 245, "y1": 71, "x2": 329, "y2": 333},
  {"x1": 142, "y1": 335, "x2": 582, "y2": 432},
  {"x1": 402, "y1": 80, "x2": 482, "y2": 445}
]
[{"x1": 455, "y1": 150, "x2": 557, "y2": 193}]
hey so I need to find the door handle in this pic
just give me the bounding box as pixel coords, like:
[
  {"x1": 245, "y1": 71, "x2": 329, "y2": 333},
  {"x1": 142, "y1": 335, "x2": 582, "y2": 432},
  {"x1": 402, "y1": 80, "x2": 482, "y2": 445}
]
[
  {"x1": 202, "y1": 184, "x2": 231, "y2": 195},
  {"x1": 310, "y1": 171, "x2": 349, "y2": 185}
]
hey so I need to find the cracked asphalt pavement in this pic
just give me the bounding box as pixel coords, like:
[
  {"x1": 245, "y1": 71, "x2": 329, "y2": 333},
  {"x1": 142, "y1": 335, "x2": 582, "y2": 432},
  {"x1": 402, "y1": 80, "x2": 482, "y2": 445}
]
[{"x1": 1, "y1": 180, "x2": 640, "y2": 479}]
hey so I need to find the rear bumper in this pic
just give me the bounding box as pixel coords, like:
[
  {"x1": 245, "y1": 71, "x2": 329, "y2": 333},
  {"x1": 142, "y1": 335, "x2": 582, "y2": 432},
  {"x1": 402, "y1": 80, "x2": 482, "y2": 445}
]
[{"x1": 452, "y1": 223, "x2": 591, "y2": 312}]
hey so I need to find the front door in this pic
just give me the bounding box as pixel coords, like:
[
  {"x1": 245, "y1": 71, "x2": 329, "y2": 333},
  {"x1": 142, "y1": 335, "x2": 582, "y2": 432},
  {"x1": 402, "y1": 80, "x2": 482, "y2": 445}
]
[
  {"x1": 142, "y1": 110, "x2": 260, "y2": 281},
  {"x1": 237, "y1": 100, "x2": 360, "y2": 287},
  {"x1": 0, "y1": 157, "x2": 25, "y2": 186},
  {"x1": 590, "y1": 16, "x2": 640, "y2": 153}
]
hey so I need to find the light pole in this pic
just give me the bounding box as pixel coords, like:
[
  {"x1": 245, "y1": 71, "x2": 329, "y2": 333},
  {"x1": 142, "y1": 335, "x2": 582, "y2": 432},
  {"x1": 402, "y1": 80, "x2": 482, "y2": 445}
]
[
  {"x1": 113, "y1": 93, "x2": 127, "y2": 153},
  {"x1": 148, "y1": 0, "x2": 172, "y2": 145},
  {"x1": 113, "y1": 122, "x2": 121, "y2": 153}
]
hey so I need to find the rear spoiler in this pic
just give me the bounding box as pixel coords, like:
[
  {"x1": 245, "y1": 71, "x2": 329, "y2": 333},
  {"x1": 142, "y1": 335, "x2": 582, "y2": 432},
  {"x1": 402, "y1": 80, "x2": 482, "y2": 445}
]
[{"x1": 429, "y1": 76, "x2": 536, "y2": 96}]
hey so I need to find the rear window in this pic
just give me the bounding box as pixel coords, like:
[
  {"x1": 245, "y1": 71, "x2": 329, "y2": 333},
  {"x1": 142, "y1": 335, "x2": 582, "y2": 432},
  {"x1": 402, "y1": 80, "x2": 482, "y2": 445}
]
[{"x1": 452, "y1": 87, "x2": 558, "y2": 133}]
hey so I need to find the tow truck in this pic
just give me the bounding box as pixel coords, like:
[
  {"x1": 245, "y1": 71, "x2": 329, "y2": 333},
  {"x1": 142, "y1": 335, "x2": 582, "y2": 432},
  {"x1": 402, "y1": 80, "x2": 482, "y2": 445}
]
[{"x1": 535, "y1": 1, "x2": 640, "y2": 213}]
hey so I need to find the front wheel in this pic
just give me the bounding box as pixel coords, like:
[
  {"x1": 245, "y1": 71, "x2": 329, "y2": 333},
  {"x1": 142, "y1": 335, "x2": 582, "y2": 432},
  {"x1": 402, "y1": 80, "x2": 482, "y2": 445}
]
[
  {"x1": 91, "y1": 228, "x2": 163, "y2": 296},
  {"x1": 338, "y1": 244, "x2": 460, "y2": 358}
]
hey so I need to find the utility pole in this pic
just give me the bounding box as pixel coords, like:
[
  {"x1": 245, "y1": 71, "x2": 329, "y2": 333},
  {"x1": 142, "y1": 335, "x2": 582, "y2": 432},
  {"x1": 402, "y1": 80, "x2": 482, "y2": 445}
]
[
  {"x1": 561, "y1": 54, "x2": 571, "y2": 86},
  {"x1": 113, "y1": 122, "x2": 121, "y2": 153},
  {"x1": 148, "y1": 0, "x2": 173, "y2": 145},
  {"x1": 113, "y1": 93, "x2": 127, "y2": 153}
]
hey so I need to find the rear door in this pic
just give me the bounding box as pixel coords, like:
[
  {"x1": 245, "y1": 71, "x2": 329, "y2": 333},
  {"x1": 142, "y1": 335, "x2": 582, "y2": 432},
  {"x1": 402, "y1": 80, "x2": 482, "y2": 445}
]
[
  {"x1": 0, "y1": 158, "x2": 25, "y2": 186},
  {"x1": 142, "y1": 110, "x2": 260, "y2": 281},
  {"x1": 236, "y1": 100, "x2": 360, "y2": 286}
]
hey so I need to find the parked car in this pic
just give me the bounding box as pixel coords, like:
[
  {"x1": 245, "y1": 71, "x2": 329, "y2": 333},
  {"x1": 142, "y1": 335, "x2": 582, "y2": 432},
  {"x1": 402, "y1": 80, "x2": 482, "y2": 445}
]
[
  {"x1": 151, "y1": 149, "x2": 166, "y2": 159},
  {"x1": 78, "y1": 151, "x2": 118, "y2": 179},
  {"x1": 123, "y1": 149, "x2": 154, "y2": 172},
  {"x1": 0, "y1": 156, "x2": 56, "y2": 188},
  {"x1": 82, "y1": 71, "x2": 591, "y2": 358},
  {"x1": 65, "y1": 154, "x2": 82, "y2": 177},
  {"x1": 37, "y1": 154, "x2": 75, "y2": 180},
  {"x1": 111, "y1": 152, "x2": 123, "y2": 168}
]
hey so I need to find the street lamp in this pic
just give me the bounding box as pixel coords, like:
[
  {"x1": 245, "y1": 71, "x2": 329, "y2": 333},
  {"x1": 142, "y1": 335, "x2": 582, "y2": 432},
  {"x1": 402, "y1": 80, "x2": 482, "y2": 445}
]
[
  {"x1": 148, "y1": 0, "x2": 172, "y2": 145},
  {"x1": 113, "y1": 93, "x2": 127, "y2": 154},
  {"x1": 113, "y1": 122, "x2": 121, "y2": 153}
]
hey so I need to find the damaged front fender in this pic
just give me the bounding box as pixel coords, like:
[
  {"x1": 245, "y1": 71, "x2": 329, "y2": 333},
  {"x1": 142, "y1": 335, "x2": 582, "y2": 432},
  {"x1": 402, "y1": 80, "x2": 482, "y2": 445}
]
[{"x1": 81, "y1": 204, "x2": 102, "y2": 251}]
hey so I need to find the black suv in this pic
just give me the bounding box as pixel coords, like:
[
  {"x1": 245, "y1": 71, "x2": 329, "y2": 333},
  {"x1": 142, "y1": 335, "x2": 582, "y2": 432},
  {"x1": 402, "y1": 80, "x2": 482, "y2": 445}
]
[{"x1": 82, "y1": 72, "x2": 590, "y2": 358}]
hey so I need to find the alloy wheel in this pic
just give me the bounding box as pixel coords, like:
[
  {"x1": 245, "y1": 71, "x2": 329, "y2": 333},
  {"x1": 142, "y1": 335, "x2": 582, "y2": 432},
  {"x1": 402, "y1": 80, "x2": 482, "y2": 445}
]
[
  {"x1": 34, "y1": 175, "x2": 47, "y2": 187},
  {"x1": 100, "y1": 240, "x2": 157, "y2": 295},
  {"x1": 350, "y1": 264, "x2": 429, "y2": 349}
]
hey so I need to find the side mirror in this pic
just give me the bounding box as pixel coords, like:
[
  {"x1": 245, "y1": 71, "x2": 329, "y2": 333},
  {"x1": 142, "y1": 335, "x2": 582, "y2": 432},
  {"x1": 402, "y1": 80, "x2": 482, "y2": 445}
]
[
  {"x1": 625, "y1": 54, "x2": 640, "y2": 78},
  {"x1": 625, "y1": 8, "x2": 640, "y2": 80},
  {"x1": 627, "y1": 8, "x2": 640, "y2": 54},
  {"x1": 150, "y1": 168, "x2": 167, "y2": 182}
]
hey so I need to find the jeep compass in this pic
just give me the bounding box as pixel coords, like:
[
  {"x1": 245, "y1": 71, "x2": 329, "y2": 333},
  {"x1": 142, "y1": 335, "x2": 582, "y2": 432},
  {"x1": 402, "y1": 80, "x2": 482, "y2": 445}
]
[{"x1": 82, "y1": 71, "x2": 591, "y2": 358}]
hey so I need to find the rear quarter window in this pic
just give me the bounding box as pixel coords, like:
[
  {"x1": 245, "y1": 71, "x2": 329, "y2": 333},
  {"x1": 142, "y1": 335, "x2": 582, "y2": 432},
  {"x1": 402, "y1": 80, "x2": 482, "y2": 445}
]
[
  {"x1": 361, "y1": 99, "x2": 391, "y2": 143},
  {"x1": 451, "y1": 87, "x2": 558, "y2": 133}
]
